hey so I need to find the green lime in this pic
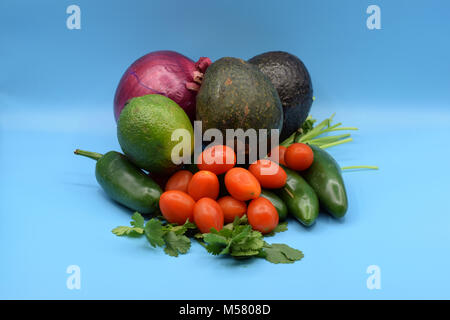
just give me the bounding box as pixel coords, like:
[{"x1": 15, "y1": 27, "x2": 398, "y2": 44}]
[{"x1": 117, "y1": 94, "x2": 194, "y2": 174}]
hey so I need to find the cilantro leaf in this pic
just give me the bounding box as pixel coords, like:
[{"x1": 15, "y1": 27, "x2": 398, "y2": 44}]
[
  {"x1": 144, "y1": 219, "x2": 165, "y2": 248},
  {"x1": 233, "y1": 215, "x2": 248, "y2": 226},
  {"x1": 262, "y1": 243, "x2": 304, "y2": 264},
  {"x1": 163, "y1": 231, "x2": 191, "y2": 257},
  {"x1": 112, "y1": 212, "x2": 146, "y2": 237},
  {"x1": 111, "y1": 226, "x2": 144, "y2": 237},
  {"x1": 130, "y1": 212, "x2": 145, "y2": 228},
  {"x1": 203, "y1": 233, "x2": 229, "y2": 246},
  {"x1": 265, "y1": 221, "x2": 288, "y2": 237},
  {"x1": 301, "y1": 116, "x2": 316, "y2": 135},
  {"x1": 201, "y1": 217, "x2": 267, "y2": 258},
  {"x1": 214, "y1": 227, "x2": 233, "y2": 238},
  {"x1": 203, "y1": 233, "x2": 230, "y2": 255},
  {"x1": 230, "y1": 249, "x2": 261, "y2": 257},
  {"x1": 170, "y1": 219, "x2": 197, "y2": 235},
  {"x1": 231, "y1": 231, "x2": 265, "y2": 256},
  {"x1": 114, "y1": 215, "x2": 194, "y2": 257},
  {"x1": 231, "y1": 224, "x2": 252, "y2": 242}
]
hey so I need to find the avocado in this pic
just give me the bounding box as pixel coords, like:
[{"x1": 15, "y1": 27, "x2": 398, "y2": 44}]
[
  {"x1": 196, "y1": 57, "x2": 283, "y2": 158},
  {"x1": 248, "y1": 51, "x2": 313, "y2": 141}
]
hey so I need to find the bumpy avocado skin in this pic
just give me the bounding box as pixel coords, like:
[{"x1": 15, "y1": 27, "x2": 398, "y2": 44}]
[
  {"x1": 196, "y1": 57, "x2": 283, "y2": 137},
  {"x1": 249, "y1": 51, "x2": 313, "y2": 141}
]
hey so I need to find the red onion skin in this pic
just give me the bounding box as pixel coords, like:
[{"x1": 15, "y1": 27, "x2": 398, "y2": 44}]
[{"x1": 114, "y1": 50, "x2": 211, "y2": 121}]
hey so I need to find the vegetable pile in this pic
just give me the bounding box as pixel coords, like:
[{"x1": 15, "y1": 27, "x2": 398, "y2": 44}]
[{"x1": 75, "y1": 50, "x2": 377, "y2": 265}]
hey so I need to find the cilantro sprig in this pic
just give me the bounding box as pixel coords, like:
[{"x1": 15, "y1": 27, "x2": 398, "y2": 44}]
[
  {"x1": 113, "y1": 213, "x2": 303, "y2": 264},
  {"x1": 197, "y1": 216, "x2": 303, "y2": 264},
  {"x1": 112, "y1": 212, "x2": 196, "y2": 257}
]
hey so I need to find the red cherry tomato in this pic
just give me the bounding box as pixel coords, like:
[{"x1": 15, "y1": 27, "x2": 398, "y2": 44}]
[
  {"x1": 187, "y1": 170, "x2": 219, "y2": 201},
  {"x1": 165, "y1": 170, "x2": 193, "y2": 193},
  {"x1": 224, "y1": 167, "x2": 261, "y2": 201},
  {"x1": 269, "y1": 145, "x2": 287, "y2": 166},
  {"x1": 247, "y1": 197, "x2": 279, "y2": 234},
  {"x1": 248, "y1": 159, "x2": 287, "y2": 189},
  {"x1": 217, "y1": 196, "x2": 247, "y2": 223},
  {"x1": 197, "y1": 145, "x2": 236, "y2": 175},
  {"x1": 193, "y1": 198, "x2": 224, "y2": 233},
  {"x1": 285, "y1": 143, "x2": 314, "y2": 171},
  {"x1": 159, "y1": 190, "x2": 195, "y2": 225}
]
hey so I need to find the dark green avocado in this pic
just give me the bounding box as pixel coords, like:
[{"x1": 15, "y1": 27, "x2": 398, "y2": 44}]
[
  {"x1": 196, "y1": 57, "x2": 283, "y2": 141},
  {"x1": 249, "y1": 51, "x2": 313, "y2": 141}
]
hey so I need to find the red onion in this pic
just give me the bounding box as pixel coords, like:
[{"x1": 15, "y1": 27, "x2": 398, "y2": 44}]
[{"x1": 114, "y1": 50, "x2": 211, "y2": 121}]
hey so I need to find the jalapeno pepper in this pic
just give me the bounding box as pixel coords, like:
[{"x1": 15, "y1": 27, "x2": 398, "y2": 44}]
[
  {"x1": 276, "y1": 167, "x2": 319, "y2": 226},
  {"x1": 301, "y1": 145, "x2": 348, "y2": 218},
  {"x1": 75, "y1": 149, "x2": 162, "y2": 214},
  {"x1": 260, "y1": 189, "x2": 288, "y2": 221}
]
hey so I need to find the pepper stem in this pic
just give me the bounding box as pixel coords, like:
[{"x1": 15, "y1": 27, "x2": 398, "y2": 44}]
[{"x1": 74, "y1": 149, "x2": 103, "y2": 161}]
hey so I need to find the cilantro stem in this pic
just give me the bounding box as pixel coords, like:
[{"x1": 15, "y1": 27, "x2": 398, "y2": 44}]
[
  {"x1": 321, "y1": 127, "x2": 358, "y2": 132},
  {"x1": 320, "y1": 138, "x2": 353, "y2": 149},
  {"x1": 280, "y1": 130, "x2": 298, "y2": 147},
  {"x1": 341, "y1": 165, "x2": 379, "y2": 170},
  {"x1": 326, "y1": 122, "x2": 342, "y2": 130},
  {"x1": 299, "y1": 118, "x2": 331, "y2": 142},
  {"x1": 74, "y1": 149, "x2": 103, "y2": 161},
  {"x1": 307, "y1": 133, "x2": 351, "y2": 143}
]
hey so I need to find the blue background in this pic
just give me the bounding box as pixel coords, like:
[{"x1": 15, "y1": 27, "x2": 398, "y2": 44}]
[{"x1": 1, "y1": 0, "x2": 449, "y2": 299}]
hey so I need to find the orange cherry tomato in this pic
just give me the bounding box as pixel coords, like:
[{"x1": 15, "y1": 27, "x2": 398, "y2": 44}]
[
  {"x1": 247, "y1": 197, "x2": 279, "y2": 234},
  {"x1": 187, "y1": 170, "x2": 219, "y2": 201},
  {"x1": 269, "y1": 145, "x2": 287, "y2": 166},
  {"x1": 217, "y1": 196, "x2": 247, "y2": 223},
  {"x1": 165, "y1": 170, "x2": 193, "y2": 193},
  {"x1": 159, "y1": 190, "x2": 195, "y2": 225},
  {"x1": 248, "y1": 159, "x2": 287, "y2": 189},
  {"x1": 285, "y1": 143, "x2": 314, "y2": 171},
  {"x1": 224, "y1": 167, "x2": 261, "y2": 201},
  {"x1": 193, "y1": 198, "x2": 224, "y2": 233},
  {"x1": 197, "y1": 145, "x2": 236, "y2": 175}
]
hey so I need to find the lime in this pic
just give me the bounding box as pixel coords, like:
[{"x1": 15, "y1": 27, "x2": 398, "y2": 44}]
[{"x1": 117, "y1": 94, "x2": 194, "y2": 174}]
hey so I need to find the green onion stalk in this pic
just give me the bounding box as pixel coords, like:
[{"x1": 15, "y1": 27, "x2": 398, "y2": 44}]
[{"x1": 280, "y1": 113, "x2": 378, "y2": 171}]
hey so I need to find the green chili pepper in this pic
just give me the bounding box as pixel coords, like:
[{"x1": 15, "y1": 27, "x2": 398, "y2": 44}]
[
  {"x1": 276, "y1": 167, "x2": 319, "y2": 226},
  {"x1": 260, "y1": 189, "x2": 288, "y2": 221},
  {"x1": 74, "y1": 149, "x2": 162, "y2": 214},
  {"x1": 301, "y1": 145, "x2": 348, "y2": 218}
]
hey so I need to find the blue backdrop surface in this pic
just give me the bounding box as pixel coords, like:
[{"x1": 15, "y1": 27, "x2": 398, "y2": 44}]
[{"x1": 1, "y1": 0, "x2": 449, "y2": 299}]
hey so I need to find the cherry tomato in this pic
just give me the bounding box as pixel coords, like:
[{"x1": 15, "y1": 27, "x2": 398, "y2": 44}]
[
  {"x1": 193, "y1": 198, "x2": 224, "y2": 233},
  {"x1": 247, "y1": 197, "x2": 279, "y2": 234},
  {"x1": 217, "y1": 196, "x2": 247, "y2": 223},
  {"x1": 248, "y1": 159, "x2": 287, "y2": 189},
  {"x1": 197, "y1": 145, "x2": 236, "y2": 175},
  {"x1": 187, "y1": 170, "x2": 219, "y2": 201},
  {"x1": 159, "y1": 190, "x2": 195, "y2": 225},
  {"x1": 285, "y1": 143, "x2": 314, "y2": 171},
  {"x1": 269, "y1": 145, "x2": 287, "y2": 166},
  {"x1": 165, "y1": 170, "x2": 193, "y2": 193},
  {"x1": 224, "y1": 167, "x2": 261, "y2": 201}
]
